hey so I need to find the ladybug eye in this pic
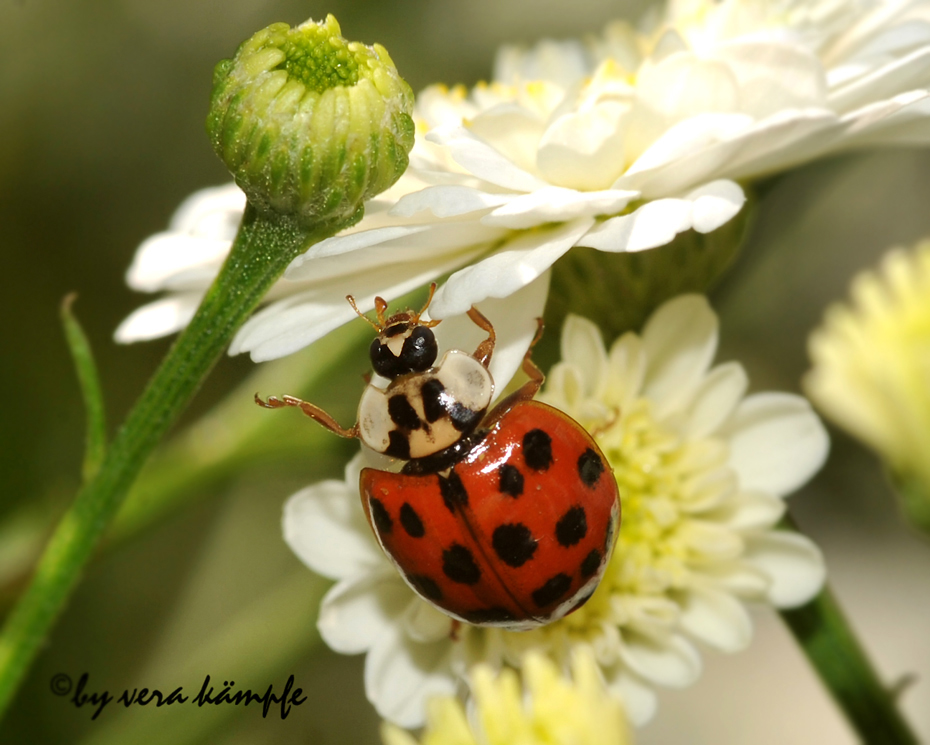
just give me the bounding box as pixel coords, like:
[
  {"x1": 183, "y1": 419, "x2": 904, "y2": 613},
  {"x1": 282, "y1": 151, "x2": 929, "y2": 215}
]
[{"x1": 369, "y1": 325, "x2": 438, "y2": 378}]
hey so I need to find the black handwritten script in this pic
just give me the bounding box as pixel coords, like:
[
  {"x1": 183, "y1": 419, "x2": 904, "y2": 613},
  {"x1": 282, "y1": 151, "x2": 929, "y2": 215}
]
[{"x1": 49, "y1": 673, "x2": 308, "y2": 721}]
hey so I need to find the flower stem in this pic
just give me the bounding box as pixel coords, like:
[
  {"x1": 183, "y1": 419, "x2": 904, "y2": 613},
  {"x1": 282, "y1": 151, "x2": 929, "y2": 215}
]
[
  {"x1": 0, "y1": 203, "x2": 349, "y2": 719},
  {"x1": 780, "y1": 585, "x2": 917, "y2": 743}
]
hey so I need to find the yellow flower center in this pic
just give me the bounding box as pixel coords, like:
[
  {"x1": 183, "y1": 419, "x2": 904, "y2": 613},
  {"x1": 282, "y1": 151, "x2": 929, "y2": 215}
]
[{"x1": 479, "y1": 393, "x2": 731, "y2": 665}]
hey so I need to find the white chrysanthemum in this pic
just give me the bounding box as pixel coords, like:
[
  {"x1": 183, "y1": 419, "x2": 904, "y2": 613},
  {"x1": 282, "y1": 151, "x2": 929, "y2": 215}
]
[
  {"x1": 118, "y1": 0, "x2": 930, "y2": 362},
  {"x1": 806, "y1": 241, "x2": 930, "y2": 513},
  {"x1": 283, "y1": 295, "x2": 829, "y2": 728},
  {"x1": 381, "y1": 649, "x2": 631, "y2": 745}
]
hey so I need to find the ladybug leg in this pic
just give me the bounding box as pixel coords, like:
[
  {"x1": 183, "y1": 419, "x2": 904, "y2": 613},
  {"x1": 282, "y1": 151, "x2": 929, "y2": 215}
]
[
  {"x1": 449, "y1": 619, "x2": 462, "y2": 641},
  {"x1": 467, "y1": 306, "x2": 497, "y2": 368},
  {"x1": 507, "y1": 317, "x2": 546, "y2": 403},
  {"x1": 254, "y1": 393, "x2": 359, "y2": 439}
]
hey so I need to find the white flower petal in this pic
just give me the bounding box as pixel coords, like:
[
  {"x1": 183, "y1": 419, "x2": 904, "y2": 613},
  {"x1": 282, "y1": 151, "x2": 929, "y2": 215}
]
[
  {"x1": 365, "y1": 624, "x2": 457, "y2": 727},
  {"x1": 579, "y1": 180, "x2": 744, "y2": 253},
  {"x1": 829, "y1": 45, "x2": 930, "y2": 112},
  {"x1": 720, "y1": 393, "x2": 830, "y2": 498},
  {"x1": 559, "y1": 315, "x2": 609, "y2": 399},
  {"x1": 167, "y1": 182, "x2": 245, "y2": 233},
  {"x1": 402, "y1": 599, "x2": 454, "y2": 644},
  {"x1": 430, "y1": 218, "x2": 594, "y2": 318},
  {"x1": 619, "y1": 631, "x2": 701, "y2": 688},
  {"x1": 716, "y1": 41, "x2": 828, "y2": 117},
  {"x1": 232, "y1": 244, "x2": 488, "y2": 361},
  {"x1": 701, "y1": 562, "x2": 771, "y2": 599},
  {"x1": 641, "y1": 295, "x2": 719, "y2": 420},
  {"x1": 682, "y1": 361, "x2": 749, "y2": 438},
  {"x1": 536, "y1": 102, "x2": 632, "y2": 190},
  {"x1": 318, "y1": 570, "x2": 413, "y2": 654},
  {"x1": 623, "y1": 112, "x2": 753, "y2": 182},
  {"x1": 389, "y1": 185, "x2": 513, "y2": 218},
  {"x1": 467, "y1": 103, "x2": 549, "y2": 175},
  {"x1": 744, "y1": 531, "x2": 826, "y2": 608},
  {"x1": 426, "y1": 125, "x2": 550, "y2": 192},
  {"x1": 282, "y1": 477, "x2": 384, "y2": 581},
  {"x1": 125, "y1": 233, "x2": 230, "y2": 292},
  {"x1": 677, "y1": 584, "x2": 753, "y2": 652},
  {"x1": 429, "y1": 273, "x2": 550, "y2": 395},
  {"x1": 604, "y1": 668, "x2": 658, "y2": 726},
  {"x1": 494, "y1": 38, "x2": 592, "y2": 88},
  {"x1": 607, "y1": 331, "x2": 647, "y2": 409},
  {"x1": 113, "y1": 294, "x2": 201, "y2": 343},
  {"x1": 722, "y1": 491, "x2": 787, "y2": 531},
  {"x1": 481, "y1": 187, "x2": 638, "y2": 229}
]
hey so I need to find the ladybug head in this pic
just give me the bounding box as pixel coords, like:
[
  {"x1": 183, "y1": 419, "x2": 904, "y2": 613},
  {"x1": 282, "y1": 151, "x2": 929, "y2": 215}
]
[{"x1": 347, "y1": 284, "x2": 440, "y2": 379}]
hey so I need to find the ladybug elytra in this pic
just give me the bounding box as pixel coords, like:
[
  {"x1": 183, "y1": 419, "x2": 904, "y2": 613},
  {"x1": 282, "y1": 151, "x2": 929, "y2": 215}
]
[{"x1": 258, "y1": 285, "x2": 621, "y2": 630}]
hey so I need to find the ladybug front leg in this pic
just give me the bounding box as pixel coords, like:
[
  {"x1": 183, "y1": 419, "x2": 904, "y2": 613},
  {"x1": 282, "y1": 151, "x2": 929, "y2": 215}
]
[
  {"x1": 254, "y1": 393, "x2": 359, "y2": 439},
  {"x1": 492, "y1": 318, "x2": 546, "y2": 410},
  {"x1": 467, "y1": 306, "x2": 497, "y2": 368}
]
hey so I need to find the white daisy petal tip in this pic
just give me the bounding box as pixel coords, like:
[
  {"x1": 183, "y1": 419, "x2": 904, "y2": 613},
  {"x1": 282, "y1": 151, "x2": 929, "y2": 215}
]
[{"x1": 747, "y1": 531, "x2": 827, "y2": 608}]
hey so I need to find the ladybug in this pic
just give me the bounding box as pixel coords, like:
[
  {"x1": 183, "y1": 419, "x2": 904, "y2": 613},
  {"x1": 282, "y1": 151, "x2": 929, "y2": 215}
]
[{"x1": 257, "y1": 285, "x2": 620, "y2": 630}]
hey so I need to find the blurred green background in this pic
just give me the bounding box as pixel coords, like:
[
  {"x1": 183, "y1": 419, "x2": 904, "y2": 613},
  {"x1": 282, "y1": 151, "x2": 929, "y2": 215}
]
[{"x1": 2, "y1": 1, "x2": 930, "y2": 743}]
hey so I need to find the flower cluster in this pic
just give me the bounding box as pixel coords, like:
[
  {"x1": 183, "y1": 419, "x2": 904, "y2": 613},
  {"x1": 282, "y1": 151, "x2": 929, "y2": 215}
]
[
  {"x1": 117, "y1": 0, "x2": 930, "y2": 371},
  {"x1": 381, "y1": 649, "x2": 631, "y2": 745},
  {"x1": 284, "y1": 295, "x2": 828, "y2": 727}
]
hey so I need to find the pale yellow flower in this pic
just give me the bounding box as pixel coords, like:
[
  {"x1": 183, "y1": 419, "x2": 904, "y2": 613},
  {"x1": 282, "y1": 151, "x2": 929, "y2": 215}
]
[
  {"x1": 806, "y1": 241, "x2": 930, "y2": 524},
  {"x1": 381, "y1": 650, "x2": 631, "y2": 745}
]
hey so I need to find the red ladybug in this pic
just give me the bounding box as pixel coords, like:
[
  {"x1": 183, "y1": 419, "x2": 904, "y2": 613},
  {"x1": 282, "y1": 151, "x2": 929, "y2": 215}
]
[{"x1": 258, "y1": 286, "x2": 620, "y2": 630}]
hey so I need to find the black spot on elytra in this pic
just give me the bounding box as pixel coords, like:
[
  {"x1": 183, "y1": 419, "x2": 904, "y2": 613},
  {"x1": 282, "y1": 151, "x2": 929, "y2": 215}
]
[
  {"x1": 491, "y1": 523, "x2": 538, "y2": 568},
  {"x1": 368, "y1": 497, "x2": 392, "y2": 535},
  {"x1": 461, "y1": 607, "x2": 516, "y2": 625},
  {"x1": 385, "y1": 431, "x2": 411, "y2": 459},
  {"x1": 442, "y1": 543, "x2": 481, "y2": 584},
  {"x1": 421, "y1": 379, "x2": 446, "y2": 423},
  {"x1": 498, "y1": 464, "x2": 524, "y2": 498},
  {"x1": 581, "y1": 548, "x2": 601, "y2": 578},
  {"x1": 449, "y1": 403, "x2": 484, "y2": 433},
  {"x1": 388, "y1": 395, "x2": 422, "y2": 430},
  {"x1": 555, "y1": 506, "x2": 587, "y2": 547},
  {"x1": 577, "y1": 448, "x2": 605, "y2": 488},
  {"x1": 439, "y1": 471, "x2": 468, "y2": 513},
  {"x1": 531, "y1": 573, "x2": 572, "y2": 608},
  {"x1": 523, "y1": 429, "x2": 553, "y2": 471},
  {"x1": 400, "y1": 502, "x2": 425, "y2": 538},
  {"x1": 406, "y1": 573, "x2": 443, "y2": 601}
]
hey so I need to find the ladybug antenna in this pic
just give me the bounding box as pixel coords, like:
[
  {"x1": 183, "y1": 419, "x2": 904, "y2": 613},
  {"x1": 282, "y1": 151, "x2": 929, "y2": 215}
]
[
  {"x1": 346, "y1": 294, "x2": 385, "y2": 332},
  {"x1": 414, "y1": 282, "x2": 441, "y2": 328}
]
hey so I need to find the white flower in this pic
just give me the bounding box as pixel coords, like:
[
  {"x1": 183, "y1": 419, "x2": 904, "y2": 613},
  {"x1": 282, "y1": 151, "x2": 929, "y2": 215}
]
[
  {"x1": 806, "y1": 241, "x2": 930, "y2": 510},
  {"x1": 283, "y1": 295, "x2": 829, "y2": 728},
  {"x1": 118, "y1": 0, "x2": 930, "y2": 363},
  {"x1": 381, "y1": 649, "x2": 632, "y2": 745}
]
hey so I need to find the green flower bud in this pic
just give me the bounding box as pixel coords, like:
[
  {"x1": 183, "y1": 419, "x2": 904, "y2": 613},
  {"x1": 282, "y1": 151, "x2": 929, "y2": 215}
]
[{"x1": 207, "y1": 14, "x2": 415, "y2": 228}]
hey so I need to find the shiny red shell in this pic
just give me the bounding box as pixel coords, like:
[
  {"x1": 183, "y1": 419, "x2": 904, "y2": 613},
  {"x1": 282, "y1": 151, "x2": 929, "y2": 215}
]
[{"x1": 360, "y1": 400, "x2": 620, "y2": 630}]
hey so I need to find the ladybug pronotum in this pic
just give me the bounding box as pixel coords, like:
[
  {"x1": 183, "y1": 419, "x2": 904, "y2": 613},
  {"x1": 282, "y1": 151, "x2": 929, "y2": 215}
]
[{"x1": 258, "y1": 285, "x2": 621, "y2": 630}]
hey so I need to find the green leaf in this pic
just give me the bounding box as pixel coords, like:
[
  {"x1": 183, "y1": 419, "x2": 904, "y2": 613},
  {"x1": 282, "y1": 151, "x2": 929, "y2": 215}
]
[{"x1": 61, "y1": 294, "x2": 107, "y2": 482}]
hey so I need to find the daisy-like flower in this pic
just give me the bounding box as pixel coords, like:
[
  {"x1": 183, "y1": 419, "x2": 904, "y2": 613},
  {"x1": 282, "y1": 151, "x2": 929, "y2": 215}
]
[
  {"x1": 117, "y1": 0, "x2": 930, "y2": 365},
  {"x1": 381, "y1": 649, "x2": 631, "y2": 745},
  {"x1": 806, "y1": 241, "x2": 930, "y2": 531},
  {"x1": 284, "y1": 295, "x2": 829, "y2": 728}
]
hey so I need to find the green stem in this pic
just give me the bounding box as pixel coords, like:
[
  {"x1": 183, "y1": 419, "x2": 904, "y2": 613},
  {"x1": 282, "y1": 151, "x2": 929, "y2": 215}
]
[
  {"x1": 0, "y1": 203, "x2": 348, "y2": 719},
  {"x1": 780, "y1": 585, "x2": 917, "y2": 744}
]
